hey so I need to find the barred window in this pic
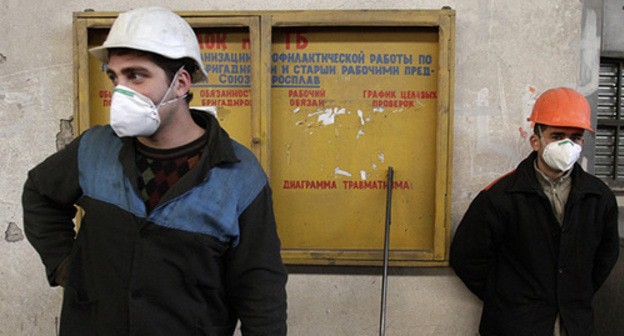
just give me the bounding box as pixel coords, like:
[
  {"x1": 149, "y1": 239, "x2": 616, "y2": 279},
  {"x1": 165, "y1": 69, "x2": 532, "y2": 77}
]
[{"x1": 596, "y1": 58, "x2": 624, "y2": 190}]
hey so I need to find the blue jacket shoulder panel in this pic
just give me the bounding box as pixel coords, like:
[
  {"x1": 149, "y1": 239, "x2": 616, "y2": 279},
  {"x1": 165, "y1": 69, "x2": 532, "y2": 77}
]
[
  {"x1": 78, "y1": 126, "x2": 146, "y2": 218},
  {"x1": 78, "y1": 126, "x2": 267, "y2": 246}
]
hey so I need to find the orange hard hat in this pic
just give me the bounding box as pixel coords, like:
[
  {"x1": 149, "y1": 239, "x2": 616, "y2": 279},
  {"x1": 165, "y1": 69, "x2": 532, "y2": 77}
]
[{"x1": 527, "y1": 87, "x2": 593, "y2": 132}]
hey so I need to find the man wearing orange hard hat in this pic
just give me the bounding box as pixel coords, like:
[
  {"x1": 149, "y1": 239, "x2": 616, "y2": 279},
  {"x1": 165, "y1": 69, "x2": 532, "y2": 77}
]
[{"x1": 451, "y1": 87, "x2": 619, "y2": 336}]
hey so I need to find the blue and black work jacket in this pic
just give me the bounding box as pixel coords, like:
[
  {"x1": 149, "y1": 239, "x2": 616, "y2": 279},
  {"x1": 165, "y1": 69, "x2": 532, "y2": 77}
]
[{"x1": 23, "y1": 110, "x2": 287, "y2": 336}]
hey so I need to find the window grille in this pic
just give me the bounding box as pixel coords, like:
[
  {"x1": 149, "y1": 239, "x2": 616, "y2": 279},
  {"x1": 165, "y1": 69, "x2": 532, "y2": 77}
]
[{"x1": 596, "y1": 58, "x2": 624, "y2": 190}]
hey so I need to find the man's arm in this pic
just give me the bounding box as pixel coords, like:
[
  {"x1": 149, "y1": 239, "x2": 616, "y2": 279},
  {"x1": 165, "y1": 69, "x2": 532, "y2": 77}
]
[
  {"x1": 22, "y1": 137, "x2": 82, "y2": 286},
  {"x1": 225, "y1": 185, "x2": 287, "y2": 336},
  {"x1": 450, "y1": 190, "x2": 503, "y2": 300}
]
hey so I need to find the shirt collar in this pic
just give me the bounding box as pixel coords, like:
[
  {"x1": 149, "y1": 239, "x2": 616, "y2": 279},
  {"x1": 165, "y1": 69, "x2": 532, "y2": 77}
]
[{"x1": 533, "y1": 158, "x2": 572, "y2": 186}]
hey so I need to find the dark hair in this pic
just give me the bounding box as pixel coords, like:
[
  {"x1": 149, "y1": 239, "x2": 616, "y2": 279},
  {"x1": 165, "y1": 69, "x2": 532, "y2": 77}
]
[{"x1": 108, "y1": 48, "x2": 197, "y2": 103}]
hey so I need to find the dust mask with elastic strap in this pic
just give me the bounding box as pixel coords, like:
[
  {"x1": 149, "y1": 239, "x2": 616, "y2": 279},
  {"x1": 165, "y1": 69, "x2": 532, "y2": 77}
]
[
  {"x1": 539, "y1": 129, "x2": 582, "y2": 172},
  {"x1": 109, "y1": 67, "x2": 187, "y2": 137}
]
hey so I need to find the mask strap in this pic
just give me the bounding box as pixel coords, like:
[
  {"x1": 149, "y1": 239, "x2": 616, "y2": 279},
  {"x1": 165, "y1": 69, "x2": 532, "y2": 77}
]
[
  {"x1": 157, "y1": 66, "x2": 186, "y2": 107},
  {"x1": 159, "y1": 93, "x2": 188, "y2": 107},
  {"x1": 538, "y1": 125, "x2": 546, "y2": 147}
]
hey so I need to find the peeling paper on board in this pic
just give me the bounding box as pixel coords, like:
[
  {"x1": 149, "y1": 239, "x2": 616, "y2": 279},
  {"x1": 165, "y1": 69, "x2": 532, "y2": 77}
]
[
  {"x1": 309, "y1": 107, "x2": 347, "y2": 126},
  {"x1": 334, "y1": 167, "x2": 352, "y2": 177}
]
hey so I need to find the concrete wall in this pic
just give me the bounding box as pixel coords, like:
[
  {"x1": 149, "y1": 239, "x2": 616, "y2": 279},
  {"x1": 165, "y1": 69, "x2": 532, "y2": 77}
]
[{"x1": 0, "y1": 0, "x2": 592, "y2": 335}]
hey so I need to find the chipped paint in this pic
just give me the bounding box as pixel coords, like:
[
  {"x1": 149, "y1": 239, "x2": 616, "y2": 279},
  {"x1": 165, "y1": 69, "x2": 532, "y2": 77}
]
[
  {"x1": 518, "y1": 127, "x2": 528, "y2": 141},
  {"x1": 309, "y1": 107, "x2": 347, "y2": 126},
  {"x1": 334, "y1": 167, "x2": 352, "y2": 177},
  {"x1": 56, "y1": 116, "x2": 74, "y2": 151},
  {"x1": 357, "y1": 109, "x2": 365, "y2": 125},
  {"x1": 378, "y1": 153, "x2": 385, "y2": 163},
  {"x1": 360, "y1": 170, "x2": 367, "y2": 180},
  {"x1": 294, "y1": 105, "x2": 396, "y2": 136},
  {"x1": 5, "y1": 222, "x2": 24, "y2": 242},
  {"x1": 285, "y1": 143, "x2": 292, "y2": 165},
  {"x1": 521, "y1": 85, "x2": 538, "y2": 142}
]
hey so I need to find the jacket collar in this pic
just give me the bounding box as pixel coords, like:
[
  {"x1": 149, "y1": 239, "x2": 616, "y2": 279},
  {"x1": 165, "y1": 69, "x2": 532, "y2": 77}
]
[
  {"x1": 509, "y1": 151, "x2": 603, "y2": 198},
  {"x1": 189, "y1": 109, "x2": 239, "y2": 169}
]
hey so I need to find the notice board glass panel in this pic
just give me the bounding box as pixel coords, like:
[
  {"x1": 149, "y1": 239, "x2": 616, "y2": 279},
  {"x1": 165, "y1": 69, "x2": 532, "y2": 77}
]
[{"x1": 269, "y1": 23, "x2": 452, "y2": 266}]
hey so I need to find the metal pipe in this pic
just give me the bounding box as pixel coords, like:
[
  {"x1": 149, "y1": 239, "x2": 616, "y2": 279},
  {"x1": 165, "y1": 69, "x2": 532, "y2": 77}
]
[{"x1": 379, "y1": 166, "x2": 394, "y2": 336}]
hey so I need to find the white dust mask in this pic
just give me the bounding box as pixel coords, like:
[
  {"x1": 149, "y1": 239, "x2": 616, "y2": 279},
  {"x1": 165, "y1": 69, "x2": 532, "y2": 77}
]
[
  {"x1": 109, "y1": 68, "x2": 186, "y2": 137},
  {"x1": 541, "y1": 139, "x2": 582, "y2": 172}
]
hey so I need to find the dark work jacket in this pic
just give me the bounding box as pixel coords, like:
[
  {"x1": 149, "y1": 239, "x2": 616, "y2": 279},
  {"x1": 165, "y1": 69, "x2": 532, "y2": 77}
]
[
  {"x1": 23, "y1": 110, "x2": 287, "y2": 336},
  {"x1": 450, "y1": 151, "x2": 619, "y2": 336}
]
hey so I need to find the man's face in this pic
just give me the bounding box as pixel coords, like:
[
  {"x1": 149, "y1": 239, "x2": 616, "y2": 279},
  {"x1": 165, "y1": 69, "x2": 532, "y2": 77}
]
[
  {"x1": 106, "y1": 52, "x2": 171, "y2": 108},
  {"x1": 530, "y1": 126, "x2": 585, "y2": 172}
]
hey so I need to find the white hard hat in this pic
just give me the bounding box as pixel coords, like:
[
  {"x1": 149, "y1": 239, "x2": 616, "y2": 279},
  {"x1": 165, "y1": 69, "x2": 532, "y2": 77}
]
[{"x1": 89, "y1": 7, "x2": 208, "y2": 83}]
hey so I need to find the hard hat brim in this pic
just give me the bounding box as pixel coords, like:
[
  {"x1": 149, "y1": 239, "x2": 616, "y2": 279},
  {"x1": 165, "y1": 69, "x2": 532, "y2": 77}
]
[{"x1": 88, "y1": 44, "x2": 208, "y2": 83}]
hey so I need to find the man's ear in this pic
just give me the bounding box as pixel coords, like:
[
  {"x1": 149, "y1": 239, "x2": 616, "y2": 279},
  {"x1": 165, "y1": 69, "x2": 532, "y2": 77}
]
[
  {"x1": 529, "y1": 133, "x2": 541, "y2": 151},
  {"x1": 175, "y1": 69, "x2": 192, "y2": 96}
]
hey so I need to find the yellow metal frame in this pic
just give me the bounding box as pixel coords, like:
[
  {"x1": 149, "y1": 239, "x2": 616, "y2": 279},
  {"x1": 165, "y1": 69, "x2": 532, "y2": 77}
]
[{"x1": 73, "y1": 9, "x2": 455, "y2": 267}]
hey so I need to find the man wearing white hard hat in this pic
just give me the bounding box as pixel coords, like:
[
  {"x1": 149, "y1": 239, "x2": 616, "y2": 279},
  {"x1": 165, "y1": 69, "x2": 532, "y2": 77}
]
[{"x1": 23, "y1": 7, "x2": 287, "y2": 335}]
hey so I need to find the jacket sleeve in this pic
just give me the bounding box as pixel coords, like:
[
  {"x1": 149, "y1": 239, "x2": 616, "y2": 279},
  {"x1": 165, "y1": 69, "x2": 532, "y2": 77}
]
[
  {"x1": 449, "y1": 190, "x2": 505, "y2": 300},
  {"x1": 225, "y1": 185, "x2": 288, "y2": 336},
  {"x1": 22, "y1": 136, "x2": 83, "y2": 287},
  {"x1": 591, "y1": 190, "x2": 620, "y2": 292}
]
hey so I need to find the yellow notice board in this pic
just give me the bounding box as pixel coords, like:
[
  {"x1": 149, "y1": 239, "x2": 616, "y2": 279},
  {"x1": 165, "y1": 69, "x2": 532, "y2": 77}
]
[
  {"x1": 271, "y1": 28, "x2": 438, "y2": 250},
  {"x1": 271, "y1": 27, "x2": 439, "y2": 256},
  {"x1": 267, "y1": 11, "x2": 454, "y2": 266}
]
